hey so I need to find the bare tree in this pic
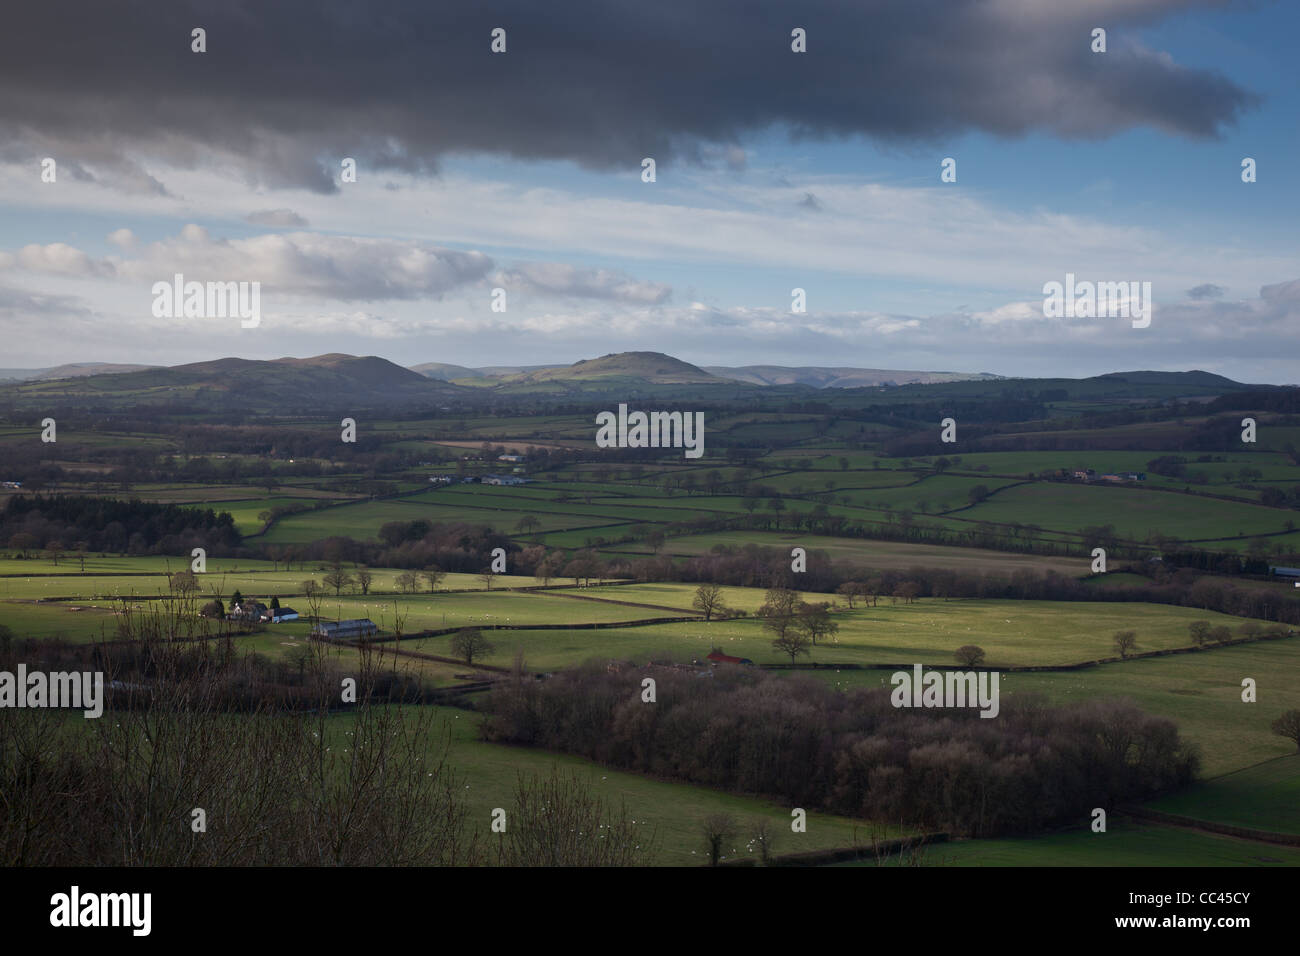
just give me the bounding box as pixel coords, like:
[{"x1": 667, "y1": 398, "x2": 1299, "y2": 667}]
[
  {"x1": 1271, "y1": 710, "x2": 1300, "y2": 751},
  {"x1": 301, "y1": 579, "x2": 324, "y2": 622},
  {"x1": 1113, "y1": 630, "x2": 1138, "y2": 659},
  {"x1": 354, "y1": 568, "x2": 373, "y2": 595},
  {"x1": 701, "y1": 812, "x2": 738, "y2": 866},
  {"x1": 323, "y1": 567, "x2": 353, "y2": 596},
  {"x1": 535, "y1": 553, "x2": 563, "y2": 587},
  {"x1": 450, "y1": 627, "x2": 494, "y2": 666},
  {"x1": 758, "y1": 587, "x2": 799, "y2": 640},
  {"x1": 692, "y1": 584, "x2": 727, "y2": 622},
  {"x1": 422, "y1": 565, "x2": 446, "y2": 593},
  {"x1": 893, "y1": 582, "x2": 921, "y2": 604},
  {"x1": 955, "y1": 645, "x2": 987, "y2": 667},
  {"x1": 749, "y1": 818, "x2": 778, "y2": 865},
  {"x1": 795, "y1": 601, "x2": 838, "y2": 646},
  {"x1": 496, "y1": 770, "x2": 652, "y2": 866},
  {"x1": 772, "y1": 631, "x2": 812, "y2": 664}
]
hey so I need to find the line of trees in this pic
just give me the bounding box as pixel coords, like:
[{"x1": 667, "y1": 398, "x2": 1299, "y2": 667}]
[
  {"x1": 2, "y1": 494, "x2": 239, "y2": 556},
  {"x1": 482, "y1": 664, "x2": 1200, "y2": 838}
]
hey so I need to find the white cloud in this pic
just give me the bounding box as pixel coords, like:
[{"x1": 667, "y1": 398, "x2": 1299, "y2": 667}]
[
  {"x1": 245, "y1": 208, "x2": 309, "y2": 228},
  {"x1": 0, "y1": 242, "x2": 113, "y2": 277},
  {"x1": 107, "y1": 228, "x2": 136, "y2": 249},
  {"x1": 497, "y1": 263, "x2": 670, "y2": 305}
]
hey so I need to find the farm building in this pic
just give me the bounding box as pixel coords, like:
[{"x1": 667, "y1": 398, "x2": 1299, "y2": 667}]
[
  {"x1": 497, "y1": 454, "x2": 524, "y2": 463},
  {"x1": 311, "y1": 619, "x2": 377, "y2": 639},
  {"x1": 482, "y1": 474, "x2": 528, "y2": 486},
  {"x1": 227, "y1": 600, "x2": 268, "y2": 622},
  {"x1": 267, "y1": 606, "x2": 299, "y2": 623},
  {"x1": 1269, "y1": 566, "x2": 1300, "y2": 580}
]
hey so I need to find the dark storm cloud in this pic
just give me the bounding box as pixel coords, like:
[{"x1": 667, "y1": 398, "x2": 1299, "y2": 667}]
[
  {"x1": 1187, "y1": 282, "x2": 1227, "y2": 299},
  {"x1": 0, "y1": 1, "x2": 1260, "y2": 192}
]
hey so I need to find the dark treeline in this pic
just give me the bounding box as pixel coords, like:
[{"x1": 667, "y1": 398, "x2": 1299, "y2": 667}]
[
  {"x1": 1, "y1": 494, "x2": 239, "y2": 556},
  {"x1": 482, "y1": 665, "x2": 1199, "y2": 838},
  {"x1": 264, "y1": 520, "x2": 527, "y2": 575},
  {"x1": 375, "y1": 518, "x2": 517, "y2": 572},
  {"x1": 1207, "y1": 389, "x2": 1300, "y2": 416}
]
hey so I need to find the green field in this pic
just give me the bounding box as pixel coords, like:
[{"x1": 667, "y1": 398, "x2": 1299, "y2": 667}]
[
  {"x1": 1, "y1": 579, "x2": 607, "y2": 642},
  {"x1": 405, "y1": 596, "x2": 1272, "y2": 673},
  {"x1": 0, "y1": 566, "x2": 541, "y2": 602},
  {"x1": 962, "y1": 482, "x2": 1292, "y2": 542},
  {"x1": 258, "y1": 498, "x2": 621, "y2": 544},
  {"x1": 958, "y1": 639, "x2": 1298, "y2": 776},
  {"x1": 555, "y1": 582, "x2": 827, "y2": 614},
  {"x1": 394, "y1": 707, "x2": 902, "y2": 866},
  {"x1": 0, "y1": 555, "x2": 286, "y2": 575},
  {"x1": 610, "y1": 530, "x2": 1091, "y2": 575},
  {"x1": 842, "y1": 819, "x2": 1300, "y2": 866},
  {"x1": 200, "y1": 497, "x2": 327, "y2": 535},
  {"x1": 847, "y1": 474, "x2": 1023, "y2": 513},
  {"x1": 1148, "y1": 756, "x2": 1300, "y2": 834}
]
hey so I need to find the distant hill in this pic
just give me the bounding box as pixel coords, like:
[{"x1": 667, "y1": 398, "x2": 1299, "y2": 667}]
[
  {"x1": 407, "y1": 355, "x2": 1002, "y2": 389},
  {"x1": 411, "y1": 362, "x2": 554, "y2": 382},
  {"x1": 1091, "y1": 370, "x2": 1249, "y2": 389},
  {"x1": 0, "y1": 354, "x2": 465, "y2": 410},
  {"x1": 705, "y1": 365, "x2": 1001, "y2": 388},
  {"x1": 0, "y1": 362, "x2": 156, "y2": 382},
  {"x1": 4, "y1": 353, "x2": 1259, "y2": 413},
  {"x1": 499, "y1": 352, "x2": 725, "y2": 386}
]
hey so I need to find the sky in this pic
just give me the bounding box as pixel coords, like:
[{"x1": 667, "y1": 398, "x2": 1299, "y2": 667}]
[{"x1": 0, "y1": 0, "x2": 1296, "y2": 382}]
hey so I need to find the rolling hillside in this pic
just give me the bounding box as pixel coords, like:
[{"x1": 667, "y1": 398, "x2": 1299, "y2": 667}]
[
  {"x1": 706, "y1": 365, "x2": 1001, "y2": 388},
  {"x1": 499, "y1": 351, "x2": 726, "y2": 385},
  {"x1": 0, "y1": 354, "x2": 468, "y2": 411}
]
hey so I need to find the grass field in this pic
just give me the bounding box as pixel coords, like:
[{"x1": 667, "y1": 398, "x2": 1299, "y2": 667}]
[
  {"x1": 812, "y1": 636, "x2": 1300, "y2": 776},
  {"x1": 1147, "y1": 755, "x2": 1300, "y2": 834},
  {"x1": 0, "y1": 579, "x2": 600, "y2": 642},
  {"x1": 361, "y1": 706, "x2": 907, "y2": 866},
  {"x1": 0, "y1": 555, "x2": 287, "y2": 575},
  {"x1": 849, "y1": 474, "x2": 1023, "y2": 513},
  {"x1": 962, "y1": 482, "x2": 1292, "y2": 541},
  {"x1": 198, "y1": 497, "x2": 325, "y2": 535},
  {"x1": 1002, "y1": 638, "x2": 1300, "y2": 773},
  {"x1": 609, "y1": 530, "x2": 1091, "y2": 575},
  {"x1": 0, "y1": 566, "x2": 541, "y2": 601},
  {"x1": 5, "y1": 556, "x2": 1296, "y2": 847},
  {"x1": 845, "y1": 819, "x2": 1300, "y2": 866},
  {"x1": 404, "y1": 596, "x2": 1271, "y2": 673},
  {"x1": 74, "y1": 440, "x2": 1282, "y2": 565},
  {"x1": 552, "y1": 582, "x2": 827, "y2": 614},
  {"x1": 258, "y1": 498, "x2": 622, "y2": 543}
]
